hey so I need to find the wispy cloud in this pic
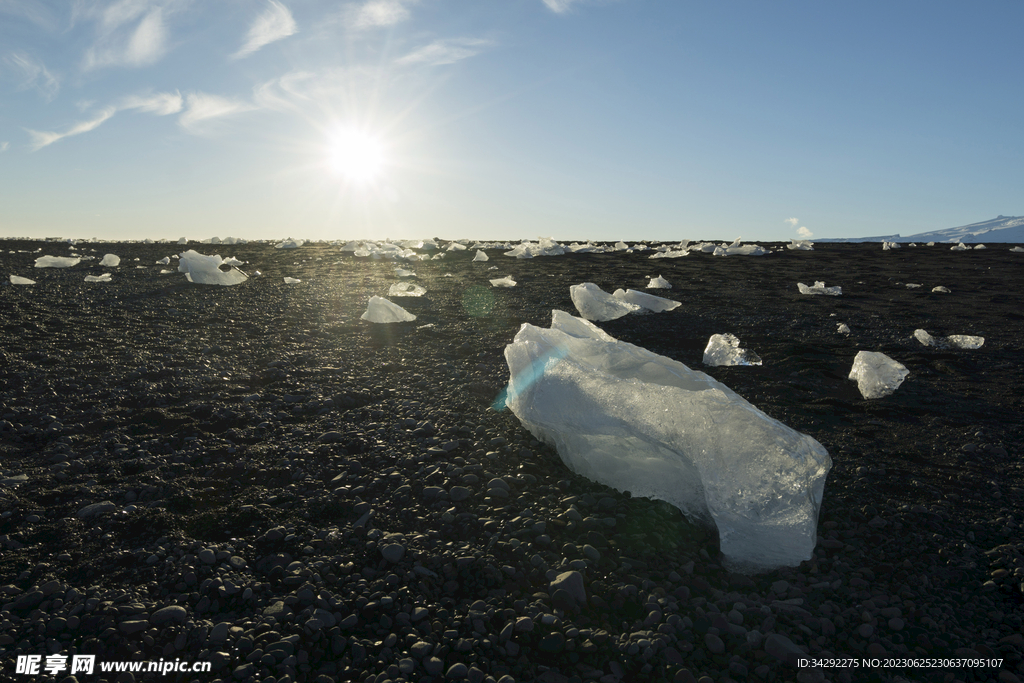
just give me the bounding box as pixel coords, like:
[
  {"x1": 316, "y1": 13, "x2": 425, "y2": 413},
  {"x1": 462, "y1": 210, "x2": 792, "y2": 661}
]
[
  {"x1": 542, "y1": 0, "x2": 591, "y2": 14},
  {"x1": 233, "y1": 0, "x2": 298, "y2": 59},
  {"x1": 797, "y1": 226, "x2": 813, "y2": 239},
  {"x1": 179, "y1": 92, "x2": 256, "y2": 131},
  {"x1": 784, "y1": 217, "x2": 799, "y2": 226},
  {"x1": 0, "y1": 141, "x2": 9, "y2": 152},
  {"x1": 5, "y1": 52, "x2": 60, "y2": 100},
  {"x1": 350, "y1": 0, "x2": 414, "y2": 29},
  {"x1": 83, "y1": 1, "x2": 168, "y2": 70},
  {"x1": 26, "y1": 107, "x2": 118, "y2": 150},
  {"x1": 121, "y1": 90, "x2": 183, "y2": 115},
  {"x1": 396, "y1": 38, "x2": 492, "y2": 66},
  {"x1": 0, "y1": 1, "x2": 59, "y2": 30}
]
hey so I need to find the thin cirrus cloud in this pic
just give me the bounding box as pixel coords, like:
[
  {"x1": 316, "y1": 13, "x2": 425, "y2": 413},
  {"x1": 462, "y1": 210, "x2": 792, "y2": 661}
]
[
  {"x1": 178, "y1": 92, "x2": 257, "y2": 131},
  {"x1": 350, "y1": 0, "x2": 414, "y2": 29},
  {"x1": 542, "y1": 0, "x2": 593, "y2": 14},
  {"x1": 6, "y1": 52, "x2": 60, "y2": 99},
  {"x1": 0, "y1": 142, "x2": 9, "y2": 152},
  {"x1": 233, "y1": 0, "x2": 298, "y2": 59},
  {"x1": 82, "y1": 3, "x2": 168, "y2": 70},
  {"x1": 25, "y1": 90, "x2": 184, "y2": 150},
  {"x1": 396, "y1": 38, "x2": 492, "y2": 67},
  {"x1": 25, "y1": 107, "x2": 118, "y2": 151}
]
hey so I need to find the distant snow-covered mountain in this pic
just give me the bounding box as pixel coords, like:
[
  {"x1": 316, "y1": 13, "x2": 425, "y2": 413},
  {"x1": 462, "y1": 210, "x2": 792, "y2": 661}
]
[{"x1": 821, "y1": 215, "x2": 1024, "y2": 243}]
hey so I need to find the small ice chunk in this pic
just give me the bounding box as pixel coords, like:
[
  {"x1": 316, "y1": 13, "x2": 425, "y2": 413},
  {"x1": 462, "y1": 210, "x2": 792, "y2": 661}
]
[
  {"x1": 837, "y1": 323, "x2": 851, "y2": 335},
  {"x1": 932, "y1": 286, "x2": 950, "y2": 293},
  {"x1": 1010, "y1": 246, "x2": 1024, "y2": 253},
  {"x1": 797, "y1": 281, "x2": 841, "y2": 296},
  {"x1": 503, "y1": 310, "x2": 831, "y2": 570},
  {"x1": 882, "y1": 241, "x2": 900, "y2": 251},
  {"x1": 787, "y1": 240, "x2": 814, "y2": 251},
  {"x1": 177, "y1": 237, "x2": 188, "y2": 244},
  {"x1": 276, "y1": 239, "x2": 304, "y2": 249},
  {"x1": 99, "y1": 254, "x2": 120, "y2": 267},
  {"x1": 490, "y1": 276, "x2": 517, "y2": 288},
  {"x1": 446, "y1": 242, "x2": 468, "y2": 251},
  {"x1": 159, "y1": 269, "x2": 174, "y2": 275},
  {"x1": 848, "y1": 351, "x2": 909, "y2": 399},
  {"x1": 389, "y1": 282, "x2": 426, "y2": 296},
  {"x1": 178, "y1": 250, "x2": 248, "y2": 286},
  {"x1": 570, "y1": 282, "x2": 640, "y2": 321},
  {"x1": 646, "y1": 275, "x2": 671, "y2": 289},
  {"x1": 703, "y1": 333, "x2": 762, "y2": 366},
  {"x1": 34, "y1": 255, "x2": 80, "y2": 268},
  {"x1": 472, "y1": 250, "x2": 489, "y2": 262},
  {"x1": 649, "y1": 249, "x2": 688, "y2": 259},
  {"x1": 84, "y1": 273, "x2": 112, "y2": 282},
  {"x1": 905, "y1": 283, "x2": 921, "y2": 289},
  {"x1": 283, "y1": 277, "x2": 301, "y2": 284},
  {"x1": 611, "y1": 288, "x2": 680, "y2": 313},
  {"x1": 394, "y1": 268, "x2": 416, "y2": 278},
  {"x1": 156, "y1": 257, "x2": 171, "y2": 265},
  {"x1": 223, "y1": 257, "x2": 244, "y2": 266},
  {"x1": 10, "y1": 275, "x2": 36, "y2": 285},
  {"x1": 913, "y1": 329, "x2": 984, "y2": 350},
  {"x1": 974, "y1": 244, "x2": 986, "y2": 250},
  {"x1": 950, "y1": 243, "x2": 968, "y2": 251},
  {"x1": 361, "y1": 296, "x2": 416, "y2": 323}
]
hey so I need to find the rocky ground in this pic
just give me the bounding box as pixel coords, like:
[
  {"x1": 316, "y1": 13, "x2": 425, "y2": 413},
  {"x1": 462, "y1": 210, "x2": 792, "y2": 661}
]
[{"x1": 1, "y1": 239, "x2": 1022, "y2": 683}]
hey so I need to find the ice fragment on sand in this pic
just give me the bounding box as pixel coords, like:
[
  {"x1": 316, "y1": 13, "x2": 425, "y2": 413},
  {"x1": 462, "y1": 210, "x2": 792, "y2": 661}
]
[
  {"x1": 913, "y1": 329, "x2": 984, "y2": 350},
  {"x1": 950, "y1": 242, "x2": 968, "y2": 251},
  {"x1": 177, "y1": 237, "x2": 188, "y2": 244},
  {"x1": 646, "y1": 275, "x2": 671, "y2": 289},
  {"x1": 473, "y1": 250, "x2": 489, "y2": 262},
  {"x1": 974, "y1": 244, "x2": 986, "y2": 250},
  {"x1": 797, "y1": 281, "x2": 841, "y2": 296},
  {"x1": 10, "y1": 275, "x2": 36, "y2": 285},
  {"x1": 177, "y1": 250, "x2": 248, "y2": 286},
  {"x1": 570, "y1": 283, "x2": 640, "y2": 321},
  {"x1": 99, "y1": 254, "x2": 120, "y2": 267},
  {"x1": 611, "y1": 288, "x2": 680, "y2": 313},
  {"x1": 905, "y1": 283, "x2": 921, "y2": 289},
  {"x1": 1011, "y1": 247, "x2": 1024, "y2": 253},
  {"x1": 848, "y1": 351, "x2": 908, "y2": 399},
  {"x1": 502, "y1": 310, "x2": 831, "y2": 571},
  {"x1": 703, "y1": 334, "x2": 762, "y2": 367},
  {"x1": 283, "y1": 277, "x2": 301, "y2": 284},
  {"x1": 389, "y1": 282, "x2": 426, "y2": 296},
  {"x1": 649, "y1": 249, "x2": 688, "y2": 259},
  {"x1": 394, "y1": 268, "x2": 416, "y2": 278},
  {"x1": 715, "y1": 242, "x2": 769, "y2": 256},
  {"x1": 489, "y1": 276, "x2": 517, "y2": 288},
  {"x1": 882, "y1": 241, "x2": 900, "y2": 251},
  {"x1": 276, "y1": 238, "x2": 304, "y2": 249},
  {"x1": 361, "y1": 296, "x2": 416, "y2": 323},
  {"x1": 787, "y1": 240, "x2": 814, "y2": 251},
  {"x1": 932, "y1": 286, "x2": 950, "y2": 293},
  {"x1": 503, "y1": 237, "x2": 565, "y2": 259},
  {"x1": 837, "y1": 323, "x2": 851, "y2": 335},
  {"x1": 156, "y1": 257, "x2": 171, "y2": 265},
  {"x1": 84, "y1": 273, "x2": 112, "y2": 282},
  {"x1": 34, "y1": 255, "x2": 80, "y2": 268}
]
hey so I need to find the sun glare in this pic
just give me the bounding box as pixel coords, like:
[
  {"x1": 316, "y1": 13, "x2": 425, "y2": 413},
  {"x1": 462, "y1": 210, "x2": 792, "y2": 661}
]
[{"x1": 327, "y1": 126, "x2": 386, "y2": 184}]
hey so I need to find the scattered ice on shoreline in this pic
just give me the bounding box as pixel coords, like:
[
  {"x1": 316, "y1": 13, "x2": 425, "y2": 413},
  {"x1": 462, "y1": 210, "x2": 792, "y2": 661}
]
[
  {"x1": 646, "y1": 275, "x2": 671, "y2": 289},
  {"x1": 787, "y1": 240, "x2": 814, "y2": 251},
  {"x1": 503, "y1": 310, "x2": 831, "y2": 571},
  {"x1": 276, "y1": 239, "x2": 304, "y2": 249},
  {"x1": 914, "y1": 329, "x2": 984, "y2": 350},
  {"x1": 34, "y1": 255, "x2": 80, "y2": 268},
  {"x1": 473, "y1": 250, "x2": 489, "y2": 262},
  {"x1": 84, "y1": 273, "x2": 112, "y2": 282},
  {"x1": 283, "y1": 277, "x2": 301, "y2": 284},
  {"x1": 10, "y1": 275, "x2": 35, "y2": 285},
  {"x1": 611, "y1": 288, "x2": 680, "y2": 313},
  {"x1": 177, "y1": 250, "x2": 248, "y2": 286},
  {"x1": 389, "y1": 282, "x2": 426, "y2": 296},
  {"x1": 797, "y1": 281, "x2": 841, "y2": 296},
  {"x1": 932, "y1": 286, "x2": 950, "y2": 293},
  {"x1": 361, "y1": 296, "x2": 416, "y2": 323},
  {"x1": 99, "y1": 254, "x2": 120, "y2": 267},
  {"x1": 504, "y1": 238, "x2": 565, "y2": 259},
  {"x1": 703, "y1": 334, "x2": 762, "y2": 366},
  {"x1": 489, "y1": 276, "x2": 517, "y2": 288},
  {"x1": 570, "y1": 283, "x2": 640, "y2": 321},
  {"x1": 849, "y1": 351, "x2": 908, "y2": 399},
  {"x1": 837, "y1": 322, "x2": 851, "y2": 335}
]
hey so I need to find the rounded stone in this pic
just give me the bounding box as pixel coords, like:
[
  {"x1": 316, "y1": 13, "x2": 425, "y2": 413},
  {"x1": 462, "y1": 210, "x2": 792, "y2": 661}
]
[{"x1": 150, "y1": 605, "x2": 187, "y2": 626}]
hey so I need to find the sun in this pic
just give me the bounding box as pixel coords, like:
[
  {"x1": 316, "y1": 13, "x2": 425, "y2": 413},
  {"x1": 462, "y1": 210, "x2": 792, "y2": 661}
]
[{"x1": 326, "y1": 126, "x2": 386, "y2": 184}]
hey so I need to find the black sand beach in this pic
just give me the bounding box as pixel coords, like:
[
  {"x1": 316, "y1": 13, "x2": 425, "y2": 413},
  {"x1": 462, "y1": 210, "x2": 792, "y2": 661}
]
[{"x1": 1, "y1": 240, "x2": 1022, "y2": 683}]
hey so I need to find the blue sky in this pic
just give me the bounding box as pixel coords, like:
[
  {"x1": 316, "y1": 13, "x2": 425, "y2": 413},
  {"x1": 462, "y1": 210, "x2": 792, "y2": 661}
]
[{"x1": 1, "y1": 1, "x2": 1021, "y2": 243}]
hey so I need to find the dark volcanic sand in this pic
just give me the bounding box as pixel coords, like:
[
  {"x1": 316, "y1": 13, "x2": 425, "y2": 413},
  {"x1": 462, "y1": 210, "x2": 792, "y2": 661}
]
[{"x1": 1, "y1": 240, "x2": 1022, "y2": 683}]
